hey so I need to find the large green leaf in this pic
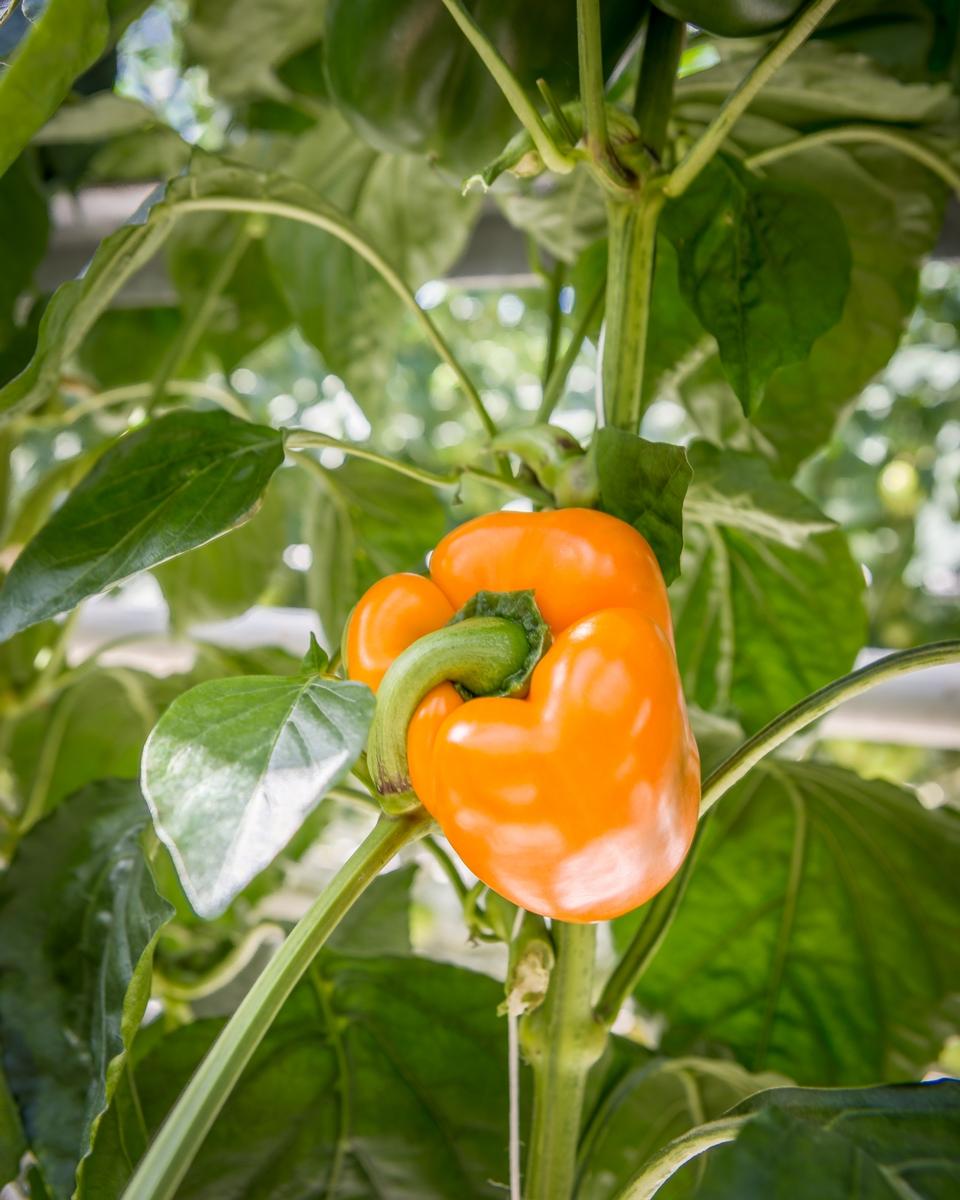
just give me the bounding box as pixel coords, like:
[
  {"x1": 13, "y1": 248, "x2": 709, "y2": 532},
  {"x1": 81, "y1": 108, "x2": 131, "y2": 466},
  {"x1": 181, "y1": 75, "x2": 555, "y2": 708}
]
[
  {"x1": 83, "y1": 956, "x2": 519, "y2": 1198},
  {"x1": 0, "y1": 156, "x2": 49, "y2": 340},
  {"x1": 671, "y1": 503, "x2": 865, "y2": 731},
  {"x1": 6, "y1": 668, "x2": 157, "y2": 830},
  {"x1": 496, "y1": 164, "x2": 608, "y2": 263},
  {"x1": 142, "y1": 662, "x2": 374, "y2": 917},
  {"x1": 305, "y1": 457, "x2": 447, "y2": 641},
  {"x1": 183, "y1": 0, "x2": 327, "y2": 100},
  {"x1": 578, "y1": 1057, "x2": 788, "y2": 1200},
  {"x1": 670, "y1": 47, "x2": 956, "y2": 468},
  {"x1": 153, "y1": 475, "x2": 288, "y2": 627},
  {"x1": 0, "y1": 779, "x2": 172, "y2": 1199},
  {"x1": 592, "y1": 428, "x2": 692, "y2": 585},
  {"x1": 661, "y1": 156, "x2": 850, "y2": 414},
  {"x1": 684, "y1": 442, "x2": 834, "y2": 548},
  {"x1": 618, "y1": 762, "x2": 960, "y2": 1085},
  {"x1": 264, "y1": 114, "x2": 481, "y2": 414},
  {"x1": 165, "y1": 211, "x2": 291, "y2": 371},
  {"x1": 0, "y1": 411, "x2": 284, "y2": 640},
  {"x1": 0, "y1": 0, "x2": 109, "y2": 179},
  {"x1": 695, "y1": 1082, "x2": 960, "y2": 1200}
]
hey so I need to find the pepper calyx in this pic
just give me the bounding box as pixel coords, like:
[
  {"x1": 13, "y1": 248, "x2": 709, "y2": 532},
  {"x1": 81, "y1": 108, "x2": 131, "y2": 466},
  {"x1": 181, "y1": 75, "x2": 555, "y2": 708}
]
[{"x1": 366, "y1": 590, "x2": 550, "y2": 804}]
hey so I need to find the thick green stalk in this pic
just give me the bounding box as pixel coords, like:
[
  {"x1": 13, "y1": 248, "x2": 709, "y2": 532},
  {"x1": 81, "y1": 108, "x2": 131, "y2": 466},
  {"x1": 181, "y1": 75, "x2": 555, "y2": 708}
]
[
  {"x1": 602, "y1": 186, "x2": 665, "y2": 431},
  {"x1": 633, "y1": 9, "x2": 685, "y2": 161},
  {"x1": 366, "y1": 612, "x2": 539, "y2": 801},
  {"x1": 522, "y1": 922, "x2": 604, "y2": 1200},
  {"x1": 121, "y1": 812, "x2": 432, "y2": 1200},
  {"x1": 576, "y1": 0, "x2": 616, "y2": 179}
]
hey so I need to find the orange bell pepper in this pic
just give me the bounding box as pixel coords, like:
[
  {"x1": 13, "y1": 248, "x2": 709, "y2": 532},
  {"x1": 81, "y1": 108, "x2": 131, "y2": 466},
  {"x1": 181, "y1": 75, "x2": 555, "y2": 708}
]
[{"x1": 346, "y1": 508, "x2": 700, "y2": 923}]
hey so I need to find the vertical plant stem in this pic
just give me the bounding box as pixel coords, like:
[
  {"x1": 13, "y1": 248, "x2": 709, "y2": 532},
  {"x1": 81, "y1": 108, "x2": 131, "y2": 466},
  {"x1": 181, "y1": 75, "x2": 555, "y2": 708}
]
[
  {"x1": 633, "y1": 9, "x2": 685, "y2": 160},
  {"x1": 542, "y1": 262, "x2": 565, "y2": 389},
  {"x1": 522, "y1": 922, "x2": 604, "y2": 1200},
  {"x1": 576, "y1": 0, "x2": 613, "y2": 173},
  {"x1": 602, "y1": 186, "x2": 665, "y2": 431},
  {"x1": 537, "y1": 275, "x2": 604, "y2": 422},
  {"x1": 121, "y1": 811, "x2": 432, "y2": 1200}
]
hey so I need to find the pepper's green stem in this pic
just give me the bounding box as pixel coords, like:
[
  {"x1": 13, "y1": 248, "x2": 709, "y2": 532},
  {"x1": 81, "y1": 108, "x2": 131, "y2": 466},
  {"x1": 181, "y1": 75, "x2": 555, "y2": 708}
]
[
  {"x1": 522, "y1": 922, "x2": 604, "y2": 1200},
  {"x1": 366, "y1": 594, "x2": 549, "y2": 806},
  {"x1": 121, "y1": 811, "x2": 432, "y2": 1200},
  {"x1": 602, "y1": 185, "x2": 665, "y2": 431}
]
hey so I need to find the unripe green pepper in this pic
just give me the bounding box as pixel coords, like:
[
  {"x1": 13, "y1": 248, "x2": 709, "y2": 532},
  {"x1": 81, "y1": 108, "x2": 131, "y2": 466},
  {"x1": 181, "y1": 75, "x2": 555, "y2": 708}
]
[
  {"x1": 324, "y1": 0, "x2": 645, "y2": 176},
  {"x1": 652, "y1": 0, "x2": 803, "y2": 36}
]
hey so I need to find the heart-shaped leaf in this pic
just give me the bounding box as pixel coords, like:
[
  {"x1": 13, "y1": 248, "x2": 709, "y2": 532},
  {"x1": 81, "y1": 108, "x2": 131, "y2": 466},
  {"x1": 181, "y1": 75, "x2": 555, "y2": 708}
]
[
  {"x1": 0, "y1": 410, "x2": 284, "y2": 641},
  {"x1": 695, "y1": 1082, "x2": 960, "y2": 1200},
  {"x1": 142, "y1": 669, "x2": 375, "y2": 918},
  {"x1": 661, "y1": 154, "x2": 851, "y2": 413}
]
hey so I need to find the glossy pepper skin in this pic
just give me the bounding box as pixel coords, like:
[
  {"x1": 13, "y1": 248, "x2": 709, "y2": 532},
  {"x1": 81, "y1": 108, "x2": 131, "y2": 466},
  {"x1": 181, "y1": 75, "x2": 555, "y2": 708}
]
[
  {"x1": 347, "y1": 509, "x2": 700, "y2": 923},
  {"x1": 324, "y1": 0, "x2": 645, "y2": 176}
]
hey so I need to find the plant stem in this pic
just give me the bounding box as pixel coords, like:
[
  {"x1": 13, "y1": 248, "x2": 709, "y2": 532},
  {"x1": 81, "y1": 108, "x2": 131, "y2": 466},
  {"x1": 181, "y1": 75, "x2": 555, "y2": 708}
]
[
  {"x1": 287, "y1": 439, "x2": 550, "y2": 505},
  {"x1": 615, "y1": 1116, "x2": 747, "y2": 1200},
  {"x1": 121, "y1": 811, "x2": 432, "y2": 1200},
  {"x1": 577, "y1": 0, "x2": 618, "y2": 180},
  {"x1": 438, "y1": 0, "x2": 574, "y2": 174},
  {"x1": 593, "y1": 824, "x2": 704, "y2": 1027},
  {"x1": 700, "y1": 640, "x2": 960, "y2": 817},
  {"x1": 171, "y1": 196, "x2": 496, "y2": 438},
  {"x1": 542, "y1": 261, "x2": 565, "y2": 389},
  {"x1": 602, "y1": 185, "x2": 665, "y2": 430},
  {"x1": 537, "y1": 273, "x2": 605, "y2": 422},
  {"x1": 746, "y1": 124, "x2": 960, "y2": 197},
  {"x1": 150, "y1": 222, "x2": 251, "y2": 410},
  {"x1": 633, "y1": 9, "x2": 685, "y2": 161},
  {"x1": 664, "y1": 0, "x2": 843, "y2": 199},
  {"x1": 523, "y1": 922, "x2": 603, "y2": 1200}
]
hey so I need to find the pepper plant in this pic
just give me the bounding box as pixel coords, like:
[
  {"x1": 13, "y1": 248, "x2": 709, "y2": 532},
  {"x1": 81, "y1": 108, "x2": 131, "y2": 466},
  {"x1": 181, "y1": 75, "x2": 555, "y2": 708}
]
[{"x1": 1, "y1": 1, "x2": 959, "y2": 1198}]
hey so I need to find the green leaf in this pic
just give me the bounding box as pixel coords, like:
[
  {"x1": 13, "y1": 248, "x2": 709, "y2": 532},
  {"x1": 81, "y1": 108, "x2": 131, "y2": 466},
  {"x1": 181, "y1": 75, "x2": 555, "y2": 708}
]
[
  {"x1": 661, "y1": 155, "x2": 851, "y2": 414},
  {"x1": 578, "y1": 1057, "x2": 789, "y2": 1200},
  {"x1": 6, "y1": 668, "x2": 157, "y2": 829},
  {"x1": 84, "y1": 956, "x2": 518, "y2": 1198},
  {"x1": 685, "y1": 442, "x2": 834, "y2": 548},
  {"x1": 496, "y1": 164, "x2": 607, "y2": 263},
  {"x1": 33, "y1": 92, "x2": 161, "y2": 143},
  {"x1": 697, "y1": 1081, "x2": 960, "y2": 1199},
  {"x1": 0, "y1": 779, "x2": 172, "y2": 1198},
  {"x1": 264, "y1": 114, "x2": 480, "y2": 414},
  {"x1": 327, "y1": 862, "x2": 416, "y2": 957},
  {"x1": 300, "y1": 631, "x2": 329, "y2": 676},
  {"x1": 153, "y1": 472, "x2": 288, "y2": 627},
  {"x1": 183, "y1": 0, "x2": 326, "y2": 100},
  {"x1": 671, "y1": 47, "x2": 956, "y2": 467},
  {"x1": 671, "y1": 518, "x2": 865, "y2": 732},
  {"x1": 0, "y1": 0, "x2": 109, "y2": 179},
  {"x1": 0, "y1": 156, "x2": 49, "y2": 339},
  {"x1": 0, "y1": 1061, "x2": 27, "y2": 1189},
  {"x1": 591, "y1": 428, "x2": 692, "y2": 585},
  {"x1": 142, "y1": 672, "x2": 374, "y2": 917},
  {"x1": 0, "y1": 411, "x2": 284, "y2": 640},
  {"x1": 166, "y1": 213, "x2": 291, "y2": 371},
  {"x1": 618, "y1": 762, "x2": 960, "y2": 1085}
]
